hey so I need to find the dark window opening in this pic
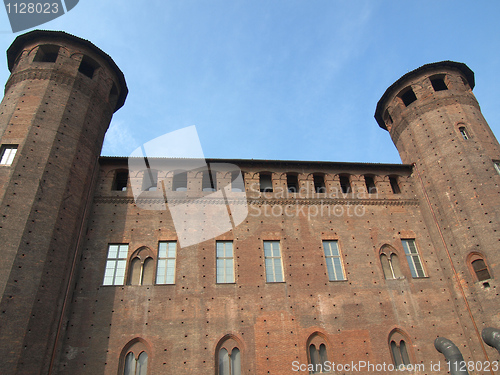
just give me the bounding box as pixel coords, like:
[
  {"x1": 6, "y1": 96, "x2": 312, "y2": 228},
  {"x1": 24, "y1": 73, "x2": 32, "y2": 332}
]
[
  {"x1": 459, "y1": 126, "x2": 469, "y2": 140},
  {"x1": 231, "y1": 170, "x2": 245, "y2": 192},
  {"x1": 339, "y1": 175, "x2": 351, "y2": 194},
  {"x1": 109, "y1": 83, "x2": 119, "y2": 109},
  {"x1": 287, "y1": 174, "x2": 298, "y2": 193},
  {"x1": 365, "y1": 176, "x2": 377, "y2": 194},
  {"x1": 33, "y1": 44, "x2": 60, "y2": 63},
  {"x1": 260, "y1": 173, "x2": 273, "y2": 192},
  {"x1": 494, "y1": 161, "x2": 500, "y2": 175},
  {"x1": 113, "y1": 171, "x2": 128, "y2": 191},
  {"x1": 400, "y1": 88, "x2": 417, "y2": 107},
  {"x1": 202, "y1": 169, "x2": 216, "y2": 192},
  {"x1": 172, "y1": 171, "x2": 188, "y2": 191},
  {"x1": 78, "y1": 55, "x2": 99, "y2": 79},
  {"x1": 389, "y1": 176, "x2": 401, "y2": 194},
  {"x1": 142, "y1": 169, "x2": 158, "y2": 191},
  {"x1": 383, "y1": 109, "x2": 393, "y2": 126},
  {"x1": 431, "y1": 77, "x2": 448, "y2": 91},
  {"x1": 472, "y1": 259, "x2": 491, "y2": 281},
  {"x1": 391, "y1": 340, "x2": 410, "y2": 367},
  {"x1": 314, "y1": 174, "x2": 326, "y2": 193}
]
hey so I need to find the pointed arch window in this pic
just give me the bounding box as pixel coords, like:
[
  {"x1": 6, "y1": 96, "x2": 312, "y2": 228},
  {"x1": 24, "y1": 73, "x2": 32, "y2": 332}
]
[
  {"x1": 380, "y1": 246, "x2": 403, "y2": 280},
  {"x1": 128, "y1": 248, "x2": 155, "y2": 285},
  {"x1": 217, "y1": 336, "x2": 242, "y2": 375},
  {"x1": 120, "y1": 339, "x2": 150, "y2": 375},
  {"x1": 307, "y1": 333, "x2": 330, "y2": 374},
  {"x1": 389, "y1": 330, "x2": 412, "y2": 369}
]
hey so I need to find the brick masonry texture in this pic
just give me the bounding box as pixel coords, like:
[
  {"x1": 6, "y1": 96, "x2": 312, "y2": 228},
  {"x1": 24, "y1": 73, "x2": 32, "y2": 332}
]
[{"x1": 0, "y1": 34, "x2": 499, "y2": 375}]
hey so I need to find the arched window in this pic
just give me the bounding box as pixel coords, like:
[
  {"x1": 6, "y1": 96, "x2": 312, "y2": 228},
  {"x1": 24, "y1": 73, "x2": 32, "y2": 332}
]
[
  {"x1": 141, "y1": 169, "x2": 158, "y2": 191},
  {"x1": 128, "y1": 248, "x2": 155, "y2": 285},
  {"x1": 307, "y1": 333, "x2": 330, "y2": 374},
  {"x1": 119, "y1": 339, "x2": 150, "y2": 375},
  {"x1": 216, "y1": 336, "x2": 242, "y2": 375},
  {"x1": 313, "y1": 174, "x2": 326, "y2": 194},
  {"x1": 389, "y1": 176, "x2": 401, "y2": 194},
  {"x1": 389, "y1": 330, "x2": 411, "y2": 369},
  {"x1": 287, "y1": 173, "x2": 299, "y2": 193},
  {"x1": 172, "y1": 170, "x2": 188, "y2": 191},
  {"x1": 260, "y1": 173, "x2": 273, "y2": 193},
  {"x1": 467, "y1": 253, "x2": 492, "y2": 282},
  {"x1": 339, "y1": 175, "x2": 351, "y2": 194},
  {"x1": 113, "y1": 170, "x2": 129, "y2": 191},
  {"x1": 380, "y1": 246, "x2": 403, "y2": 280},
  {"x1": 364, "y1": 175, "x2": 377, "y2": 194}
]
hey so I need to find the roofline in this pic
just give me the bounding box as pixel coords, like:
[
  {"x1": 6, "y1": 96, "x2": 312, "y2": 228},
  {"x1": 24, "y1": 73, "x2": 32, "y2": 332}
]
[
  {"x1": 7, "y1": 30, "x2": 128, "y2": 112},
  {"x1": 99, "y1": 156, "x2": 412, "y2": 171},
  {"x1": 374, "y1": 61, "x2": 475, "y2": 129}
]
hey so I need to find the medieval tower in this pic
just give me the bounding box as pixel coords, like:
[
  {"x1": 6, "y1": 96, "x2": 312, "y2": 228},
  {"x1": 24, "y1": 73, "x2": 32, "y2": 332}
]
[
  {"x1": 0, "y1": 32, "x2": 498, "y2": 375},
  {"x1": 0, "y1": 31, "x2": 127, "y2": 374}
]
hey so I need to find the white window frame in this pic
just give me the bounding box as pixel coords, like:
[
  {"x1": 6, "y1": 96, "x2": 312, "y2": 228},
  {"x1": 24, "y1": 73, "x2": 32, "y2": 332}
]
[
  {"x1": 263, "y1": 241, "x2": 284, "y2": 282},
  {"x1": 401, "y1": 239, "x2": 425, "y2": 278},
  {"x1": 103, "y1": 244, "x2": 128, "y2": 286},
  {"x1": 322, "y1": 240, "x2": 346, "y2": 281},
  {"x1": 156, "y1": 241, "x2": 177, "y2": 284},
  {"x1": 216, "y1": 241, "x2": 235, "y2": 283},
  {"x1": 0, "y1": 145, "x2": 18, "y2": 165}
]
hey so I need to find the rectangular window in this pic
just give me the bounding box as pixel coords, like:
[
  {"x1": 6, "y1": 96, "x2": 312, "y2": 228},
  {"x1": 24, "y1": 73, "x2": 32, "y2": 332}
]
[
  {"x1": 264, "y1": 241, "x2": 284, "y2": 282},
  {"x1": 216, "y1": 241, "x2": 235, "y2": 283},
  {"x1": 103, "y1": 244, "x2": 128, "y2": 285},
  {"x1": 401, "y1": 239, "x2": 425, "y2": 278},
  {"x1": 322, "y1": 240, "x2": 346, "y2": 281},
  {"x1": 0, "y1": 145, "x2": 18, "y2": 165},
  {"x1": 157, "y1": 241, "x2": 177, "y2": 284}
]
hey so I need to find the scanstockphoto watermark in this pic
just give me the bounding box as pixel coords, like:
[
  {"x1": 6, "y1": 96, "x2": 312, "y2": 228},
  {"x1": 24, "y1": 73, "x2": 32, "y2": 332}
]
[
  {"x1": 249, "y1": 202, "x2": 366, "y2": 219},
  {"x1": 3, "y1": 0, "x2": 79, "y2": 33},
  {"x1": 291, "y1": 361, "x2": 426, "y2": 373}
]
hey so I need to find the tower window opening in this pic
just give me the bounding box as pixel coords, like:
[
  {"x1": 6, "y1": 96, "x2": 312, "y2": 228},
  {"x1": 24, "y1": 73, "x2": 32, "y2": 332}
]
[
  {"x1": 78, "y1": 55, "x2": 99, "y2": 79},
  {"x1": 260, "y1": 173, "x2": 273, "y2": 192},
  {"x1": 459, "y1": 126, "x2": 469, "y2": 140},
  {"x1": 494, "y1": 161, "x2": 500, "y2": 175},
  {"x1": 389, "y1": 176, "x2": 401, "y2": 194},
  {"x1": 33, "y1": 44, "x2": 60, "y2": 63},
  {"x1": 339, "y1": 175, "x2": 351, "y2": 194},
  {"x1": 383, "y1": 109, "x2": 393, "y2": 126},
  {"x1": 0, "y1": 144, "x2": 18, "y2": 165},
  {"x1": 109, "y1": 83, "x2": 119, "y2": 109},
  {"x1": 313, "y1": 174, "x2": 326, "y2": 193},
  {"x1": 287, "y1": 174, "x2": 298, "y2": 193},
  {"x1": 231, "y1": 170, "x2": 245, "y2": 192},
  {"x1": 202, "y1": 168, "x2": 216, "y2": 191},
  {"x1": 364, "y1": 175, "x2": 377, "y2": 194},
  {"x1": 430, "y1": 76, "x2": 448, "y2": 91},
  {"x1": 400, "y1": 87, "x2": 417, "y2": 107},
  {"x1": 172, "y1": 171, "x2": 188, "y2": 191},
  {"x1": 113, "y1": 170, "x2": 129, "y2": 191},
  {"x1": 472, "y1": 259, "x2": 491, "y2": 281},
  {"x1": 142, "y1": 169, "x2": 158, "y2": 191}
]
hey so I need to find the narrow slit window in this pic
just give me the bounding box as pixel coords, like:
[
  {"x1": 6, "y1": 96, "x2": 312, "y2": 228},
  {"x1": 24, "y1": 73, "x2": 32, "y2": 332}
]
[
  {"x1": 400, "y1": 87, "x2": 417, "y2": 107},
  {"x1": 0, "y1": 145, "x2": 18, "y2": 165},
  {"x1": 260, "y1": 173, "x2": 273, "y2": 192},
  {"x1": 365, "y1": 175, "x2": 377, "y2": 194},
  {"x1": 459, "y1": 126, "x2": 469, "y2": 140},
  {"x1": 287, "y1": 174, "x2": 298, "y2": 193},
  {"x1": 431, "y1": 77, "x2": 448, "y2": 91},
  {"x1": 339, "y1": 175, "x2": 351, "y2": 194},
  {"x1": 313, "y1": 174, "x2": 326, "y2": 193},
  {"x1": 389, "y1": 176, "x2": 401, "y2": 194},
  {"x1": 113, "y1": 170, "x2": 129, "y2": 191}
]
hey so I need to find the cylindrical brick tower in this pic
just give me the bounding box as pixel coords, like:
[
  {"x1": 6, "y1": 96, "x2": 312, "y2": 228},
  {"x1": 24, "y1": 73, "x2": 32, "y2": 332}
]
[
  {"x1": 0, "y1": 31, "x2": 127, "y2": 374},
  {"x1": 375, "y1": 61, "x2": 500, "y2": 363}
]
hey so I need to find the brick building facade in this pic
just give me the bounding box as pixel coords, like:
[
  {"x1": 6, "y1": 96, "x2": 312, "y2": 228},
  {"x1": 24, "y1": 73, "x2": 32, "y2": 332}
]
[{"x1": 0, "y1": 31, "x2": 499, "y2": 374}]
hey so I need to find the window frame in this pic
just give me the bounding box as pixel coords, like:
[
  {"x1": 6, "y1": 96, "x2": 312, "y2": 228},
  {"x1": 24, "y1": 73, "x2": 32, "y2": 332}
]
[
  {"x1": 0, "y1": 144, "x2": 18, "y2": 166},
  {"x1": 322, "y1": 240, "x2": 346, "y2": 281},
  {"x1": 216, "y1": 241, "x2": 235, "y2": 284},
  {"x1": 401, "y1": 239, "x2": 426, "y2": 278},
  {"x1": 102, "y1": 244, "x2": 129, "y2": 286},
  {"x1": 263, "y1": 241, "x2": 284, "y2": 283},
  {"x1": 493, "y1": 160, "x2": 500, "y2": 175},
  {"x1": 156, "y1": 241, "x2": 177, "y2": 285}
]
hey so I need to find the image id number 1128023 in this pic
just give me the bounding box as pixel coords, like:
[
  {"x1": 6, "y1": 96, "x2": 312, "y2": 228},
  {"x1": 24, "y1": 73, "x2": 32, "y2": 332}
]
[
  {"x1": 5, "y1": 2, "x2": 59, "y2": 14},
  {"x1": 448, "y1": 361, "x2": 498, "y2": 373}
]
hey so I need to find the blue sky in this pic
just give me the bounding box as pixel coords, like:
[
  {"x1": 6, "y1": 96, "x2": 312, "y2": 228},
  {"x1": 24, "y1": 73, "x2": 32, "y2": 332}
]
[{"x1": 0, "y1": 1, "x2": 499, "y2": 164}]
